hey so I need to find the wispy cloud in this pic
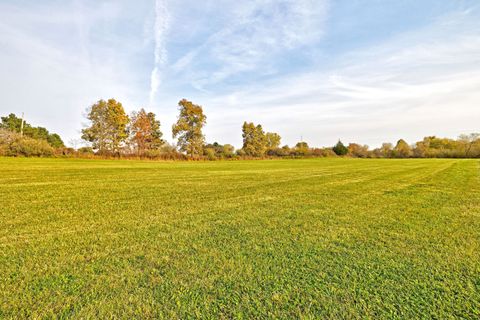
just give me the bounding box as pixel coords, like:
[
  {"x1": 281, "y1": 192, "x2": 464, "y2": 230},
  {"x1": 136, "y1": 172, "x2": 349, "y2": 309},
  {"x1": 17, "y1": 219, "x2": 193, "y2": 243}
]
[
  {"x1": 0, "y1": 0, "x2": 153, "y2": 144},
  {"x1": 200, "y1": 8, "x2": 480, "y2": 147},
  {"x1": 169, "y1": 0, "x2": 329, "y2": 91},
  {"x1": 149, "y1": 0, "x2": 170, "y2": 106}
]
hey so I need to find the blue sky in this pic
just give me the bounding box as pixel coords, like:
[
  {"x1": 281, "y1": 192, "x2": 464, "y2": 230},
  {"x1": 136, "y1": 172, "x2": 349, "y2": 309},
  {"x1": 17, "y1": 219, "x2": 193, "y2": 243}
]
[{"x1": 0, "y1": 0, "x2": 479, "y2": 148}]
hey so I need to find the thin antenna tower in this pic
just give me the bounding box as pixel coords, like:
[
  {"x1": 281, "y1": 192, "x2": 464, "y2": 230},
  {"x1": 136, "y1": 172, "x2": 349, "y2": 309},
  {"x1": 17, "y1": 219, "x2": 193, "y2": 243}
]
[{"x1": 20, "y1": 112, "x2": 25, "y2": 136}]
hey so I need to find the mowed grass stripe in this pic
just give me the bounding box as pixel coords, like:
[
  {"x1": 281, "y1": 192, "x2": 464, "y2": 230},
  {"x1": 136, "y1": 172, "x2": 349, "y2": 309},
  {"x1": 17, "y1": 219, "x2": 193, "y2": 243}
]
[
  {"x1": 0, "y1": 158, "x2": 479, "y2": 318},
  {"x1": 0, "y1": 159, "x2": 456, "y2": 241}
]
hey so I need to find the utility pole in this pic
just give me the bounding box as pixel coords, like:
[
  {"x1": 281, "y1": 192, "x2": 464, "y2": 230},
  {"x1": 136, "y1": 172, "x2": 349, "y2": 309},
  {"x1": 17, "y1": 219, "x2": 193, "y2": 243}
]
[{"x1": 20, "y1": 112, "x2": 25, "y2": 136}]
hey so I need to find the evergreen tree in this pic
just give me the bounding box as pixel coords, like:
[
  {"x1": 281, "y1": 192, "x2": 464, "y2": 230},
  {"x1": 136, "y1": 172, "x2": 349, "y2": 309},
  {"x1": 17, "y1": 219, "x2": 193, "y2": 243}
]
[{"x1": 333, "y1": 140, "x2": 348, "y2": 156}]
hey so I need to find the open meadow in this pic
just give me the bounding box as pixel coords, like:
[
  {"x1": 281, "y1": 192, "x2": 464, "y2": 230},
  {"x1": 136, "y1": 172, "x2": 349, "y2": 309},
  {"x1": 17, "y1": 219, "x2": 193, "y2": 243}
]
[{"x1": 0, "y1": 157, "x2": 479, "y2": 318}]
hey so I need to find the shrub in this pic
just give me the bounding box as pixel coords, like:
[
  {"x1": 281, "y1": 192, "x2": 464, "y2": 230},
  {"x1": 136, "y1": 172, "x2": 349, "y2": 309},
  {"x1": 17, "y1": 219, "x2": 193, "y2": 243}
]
[
  {"x1": 221, "y1": 144, "x2": 235, "y2": 158},
  {"x1": 312, "y1": 148, "x2": 336, "y2": 157},
  {"x1": 8, "y1": 137, "x2": 54, "y2": 157},
  {"x1": 143, "y1": 149, "x2": 162, "y2": 158},
  {"x1": 236, "y1": 149, "x2": 246, "y2": 157},
  {"x1": 78, "y1": 146, "x2": 95, "y2": 155},
  {"x1": 56, "y1": 147, "x2": 76, "y2": 156},
  {"x1": 0, "y1": 129, "x2": 17, "y2": 145},
  {"x1": 0, "y1": 129, "x2": 54, "y2": 157},
  {"x1": 204, "y1": 148, "x2": 216, "y2": 160}
]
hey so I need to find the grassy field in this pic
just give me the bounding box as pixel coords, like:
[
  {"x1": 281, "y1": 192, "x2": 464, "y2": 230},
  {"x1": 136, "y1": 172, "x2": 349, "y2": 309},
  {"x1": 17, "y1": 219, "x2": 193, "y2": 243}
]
[{"x1": 0, "y1": 157, "x2": 479, "y2": 318}]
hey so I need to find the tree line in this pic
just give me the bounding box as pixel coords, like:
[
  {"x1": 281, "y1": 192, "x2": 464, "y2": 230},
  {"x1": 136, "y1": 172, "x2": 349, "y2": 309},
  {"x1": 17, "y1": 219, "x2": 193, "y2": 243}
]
[{"x1": 1, "y1": 98, "x2": 479, "y2": 159}]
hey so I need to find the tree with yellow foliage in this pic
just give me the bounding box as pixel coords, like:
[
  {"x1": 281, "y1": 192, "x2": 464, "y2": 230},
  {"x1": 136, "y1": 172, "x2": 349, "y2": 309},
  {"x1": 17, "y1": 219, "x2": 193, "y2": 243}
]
[
  {"x1": 81, "y1": 99, "x2": 129, "y2": 155},
  {"x1": 172, "y1": 99, "x2": 207, "y2": 158}
]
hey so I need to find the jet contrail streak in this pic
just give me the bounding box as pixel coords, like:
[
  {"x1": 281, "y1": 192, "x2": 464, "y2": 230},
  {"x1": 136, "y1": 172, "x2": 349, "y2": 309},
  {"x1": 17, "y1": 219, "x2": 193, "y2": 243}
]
[{"x1": 149, "y1": 0, "x2": 169, "y2": 106}]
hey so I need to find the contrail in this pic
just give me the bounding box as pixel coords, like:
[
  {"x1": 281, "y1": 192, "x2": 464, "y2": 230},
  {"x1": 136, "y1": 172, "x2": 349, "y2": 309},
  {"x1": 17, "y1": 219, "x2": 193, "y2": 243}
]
[{"x1": 149, "y1": 0, "x2": 169, "y2": 106}]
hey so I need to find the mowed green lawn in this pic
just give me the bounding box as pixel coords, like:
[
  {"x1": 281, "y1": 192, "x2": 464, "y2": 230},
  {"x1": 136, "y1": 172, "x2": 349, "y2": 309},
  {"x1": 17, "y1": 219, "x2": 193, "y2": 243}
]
[{"x1": 0, "y1": 158, "x2": 479, "y2": 318}]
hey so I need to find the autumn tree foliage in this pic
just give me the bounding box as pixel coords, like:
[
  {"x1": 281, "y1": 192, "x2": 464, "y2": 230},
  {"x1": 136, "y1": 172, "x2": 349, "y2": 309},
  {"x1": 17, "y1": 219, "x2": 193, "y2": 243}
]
[
  {"x1": 172, "y1": 99, "x2": 207, "y2": 158},
  {"x1": 265, "y1": 132, "x2": 281, "y2": 150},
  {"x1": 129, "y1": 108, "x2": 164, "y2": 155},
  {"x1": 380, "y1": 143, "x2": 393, "y2": 158},
  {"x1": 393, "y1": 139, "x2": 412, "y2": 158},
  {"x1": 459, "y1": 133, "x2": 480, "y2": 157},
  {"x1": 242, "y1": 122, "x2": 267, "y2": 157},
  {"x1": 81, "y1": 99, "x2": 129, "y2": 155},
  {"x1": 295, "y1": 141, "x2": 310, "y2": 156},
  {"x1": 348, "y1": 143, "x2": 369, "y2": 158}
]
